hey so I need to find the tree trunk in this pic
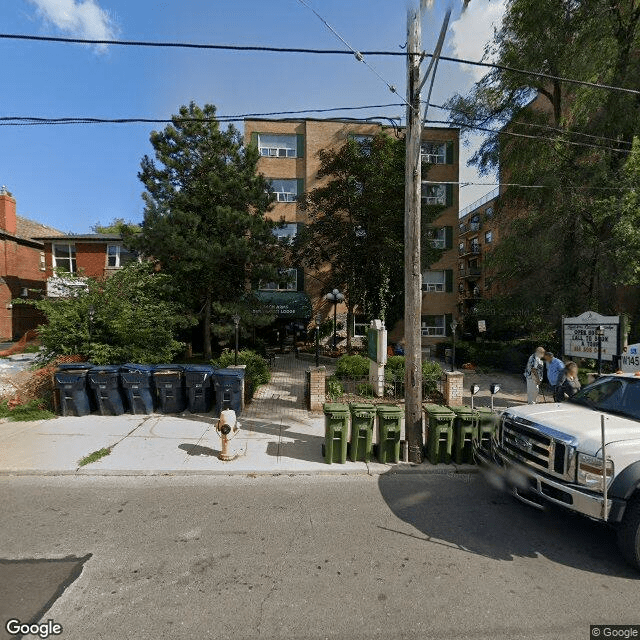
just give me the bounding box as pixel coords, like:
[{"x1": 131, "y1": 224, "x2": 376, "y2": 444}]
[
  {"x1": 203, "y1": 290, "x2": 212, "y2": 361},
  {"x1": 346, "y1": 302, "x2": 353, "y2": 353}
]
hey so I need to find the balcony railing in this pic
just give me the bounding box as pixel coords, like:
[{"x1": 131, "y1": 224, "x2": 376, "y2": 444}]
[
  {"x1": 459, "y1": 244, "x2": 481, "y2": 256},
  {"x1": 460, "y1": 267, "x2": 482, "y2": 279}
]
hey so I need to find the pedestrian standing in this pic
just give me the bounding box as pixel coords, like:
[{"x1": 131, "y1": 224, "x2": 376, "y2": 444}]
[
  {"x1": 543, "y1": 352, "x2": 566, "y2": 402},
  {"x1": 524, "y1": 346, "x2": 545, "y2": 404},
  {"x1": 560, "y1": 361, "x2": 581, "y2": 399}
]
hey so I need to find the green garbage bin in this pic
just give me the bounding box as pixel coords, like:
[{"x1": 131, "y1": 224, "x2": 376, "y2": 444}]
[
  {"x1": 377, "y1": 405, "x2": 403, "y2": 464},
  {"x1": 475, "y1": 407, "x2": 498, "y2": 452},
  {"x1": 349, "y1": 403, "x2": 375, "y2": 462},
  {"x1": 448, "y1": 405, "x2": 478, "y2": 464},
  {"x1": 424, "y1": 404, "x2": 456, "y2": 465},
  {"x1": 322, "y1": 403, "x2": 350, "y2": 464}
]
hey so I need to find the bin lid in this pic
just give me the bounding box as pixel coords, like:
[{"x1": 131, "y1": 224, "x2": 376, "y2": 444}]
[
  {"x1": 56, "y1": 362, "x2": 93, "y2": 371},
  {"x1": 183, "y1": 364, "x2": 216, "y2": 373},
  {"x1": 475, "y1": 407, "x2": 495, "y2": 415},
  {"x1": 376, "y1": 404, "x2": 403, "y2": 416},
  {"x1": 323, "y1": 402, "x2": 349, "y2": 414},
  {"x1": 423, "y1": 403, "x2": 456, "y2": 417},
  {"x1": 448, "y1": 405, "x2": 476, "y2": 417},
  {"x1": 215, "y1": 368, "x2": 245, "y2": 379},
  {"x1": 349, "y1": 402, "x2": 375, "y2": 413},
  {"x1": 89, "y1": 365, "x2": 121, "y2": 373},
  {"x1": 120, "y1": 363, "x2": 155, "y2": 372},
  {"x1": 154, "y1": 364, "x2": 184, "y2": 371}
]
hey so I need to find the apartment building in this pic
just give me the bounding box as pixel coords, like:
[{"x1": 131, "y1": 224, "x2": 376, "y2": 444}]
[
  {"x1": 0, "y1": 188, "x2": 64, "y2": 340},
  {"x1": 457, "y1": 188, "x2": 499, "y2": 315},
  {"x1": 244, "y1": 118, "x2": 459, "y2": 348}
]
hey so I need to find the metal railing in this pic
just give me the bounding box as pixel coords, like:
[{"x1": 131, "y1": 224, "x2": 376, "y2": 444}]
[{"x1": 459, "y1": 187, "x2": 500, "y2": 219}]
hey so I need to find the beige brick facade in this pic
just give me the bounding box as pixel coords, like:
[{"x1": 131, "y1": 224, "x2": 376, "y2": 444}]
[{"x1": 244, "y1": 119, "x2": 459, "y2": 347}]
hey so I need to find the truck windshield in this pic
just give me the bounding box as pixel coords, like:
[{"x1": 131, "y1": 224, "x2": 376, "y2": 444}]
[{"x1": 569, "y1": 377, "x2": 640, "y2": 421}]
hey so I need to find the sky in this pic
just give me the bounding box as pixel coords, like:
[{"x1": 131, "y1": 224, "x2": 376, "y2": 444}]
[{"x1": 0, "y1": 0, "x2": 505, "y2": 233}]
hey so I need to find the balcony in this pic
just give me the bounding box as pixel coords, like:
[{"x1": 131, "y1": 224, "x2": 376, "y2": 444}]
[
  {"x1": 460, "y1": 267, "x2": 482, "y2": 279},
  {"x1": 46, "y1": 276, "x2": 89, "y2": 298},
  {"x1": 458, "y1": 244, "x2": 481, "y2": 257}
]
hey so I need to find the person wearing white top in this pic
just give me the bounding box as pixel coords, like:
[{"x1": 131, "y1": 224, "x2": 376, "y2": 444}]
[{"x1": 524, "y1": 346, "x2": 545, "y2": 404}]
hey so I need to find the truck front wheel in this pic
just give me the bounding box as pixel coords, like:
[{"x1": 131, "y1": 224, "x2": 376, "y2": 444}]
[{"x1": 617, "y1": 493, "x2": 640, "y2": 571}]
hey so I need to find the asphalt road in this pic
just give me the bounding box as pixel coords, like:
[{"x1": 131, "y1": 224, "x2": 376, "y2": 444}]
[{"x1": 0, "y1": 473, "x2": 638, "y2": 640}]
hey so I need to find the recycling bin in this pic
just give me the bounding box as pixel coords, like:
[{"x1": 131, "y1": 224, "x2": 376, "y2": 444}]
[
  {"x1": 322, "y1": 403, "x2": 349, "y2": 464},
  {"x1": 54, "y1": 363, "x2": 94, "y2": 417},
  {"x1": 120, "y1": 364, "x2": 155, "y2": 414},
  {"x1": 184, "y1": 364, "x2": 216, "y2": 413},
  {"x1": 475, "y1": 407, "x2": 498, "y2": 452},
  {"x1": 377, "y1": 405, "x2": 403, "y2": 464},
  {"x1": 212, "y1": 368, "x2": 244, "y2": 417},
  {"x1": 153, "y1": 365, "x2": 186, "y2": 414},
  {"x1": 349, "y1": 403, "x2": 375, "y2": 463},
  {"x1": 448, "y1": 405, "x2": 478, "y2": 464},
  {"x1": 88, "y1": 365, "x2": 126, "y2": 416},
  {"x1": 423, "y1": 404, "x2": 456, "y2": 465}
]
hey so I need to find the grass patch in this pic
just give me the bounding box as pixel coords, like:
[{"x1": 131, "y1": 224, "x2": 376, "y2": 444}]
[
  {"x1": 78, "y1": 447, "x2": 112, "y2": 467},
  {"x1": 0, "y1": 399, "x2": 56, "y2": 422}
]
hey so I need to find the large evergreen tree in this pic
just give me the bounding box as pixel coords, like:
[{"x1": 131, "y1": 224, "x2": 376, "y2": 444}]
[
  {"x1": 128, "y1": 102, "x2": 284, "y2": 359},
  {"x1": 446, "y1": 0, "x2": 640, "y2": 327}
]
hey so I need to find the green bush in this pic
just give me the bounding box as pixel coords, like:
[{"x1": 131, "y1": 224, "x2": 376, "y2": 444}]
[
  {"x1": 335, "y1": 354, "x2": 370, "y2": 379},
  {"x1": 326, "y1": 376, "x2": 344, "y2": 400},
  {"x1": 212, "y1": 349, "x2": 270, "y2": 402},
  {"x1": 0, "y1": 399, "x2": 55, "y2": 422},
  {"x1": 356, "y1": 382, "x2": 374, "y2": 397}
]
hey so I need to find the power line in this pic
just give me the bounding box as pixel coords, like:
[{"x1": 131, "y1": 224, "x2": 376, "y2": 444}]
[
  {"x1": 427, "y1": 103, "x2": 633, "y2": 149},
  {"x1": 427, "y1": 180, "x2": 632, "y2": 191},
  {"x1": 293, "y1": 0, "x2": 410, "y2": 109},
  {"x1": 1, "y1": 32, "x2": 638, "y2": 97},
  {"x1": 425, "y1": 119, "x2": 631, "y2": 154}
]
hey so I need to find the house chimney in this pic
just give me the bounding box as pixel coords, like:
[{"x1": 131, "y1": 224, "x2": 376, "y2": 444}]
[{"x1": 0, "y1": 187, "x2": 17, "y2": 235}]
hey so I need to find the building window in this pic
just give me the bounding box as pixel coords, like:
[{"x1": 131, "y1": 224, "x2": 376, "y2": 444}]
[
  {"x1": 459, "y1": 222, "x2": 465, "y2": 233},
  {"x1": 485, "y1": 206, "x2": 493, "y2": 218},
  {"x1": 469, "y1": 215, "x2": 481, "y2": 231},
  {"x1": 421, "y1": 315, "x2": 446, "y2": 337},
  {"x1": 421, "y1": 142, "x2": 446, "y2": 164},
  {"x1": 269, "y1": 179, "x2": 298, "y2": 203},
  {"x1": 351, "y1": 134, "x2": 373, "y2": 155},
  {"x1": 459, "y1": 261, "x2": 464, "y2": 271},
  {"x1": 470, "y1": 238, "x2": 480, "y2": 253},
  {"x1": 421, "y1": 183, "x2": 446, "y2": 205},
  {"x1": 261, "y1": 268, "x2": 297, "y2": 291},
  {"x1": 39, "y1": 251, "x2": 46, "y2": 271},
  {"x1": 273, "y1": 223, "x2": 298, "y2": 244},
  {"x1": 52, "y1": 243, "x2": 76, "y2": 273},
  {"x1": 485, "y1": 230, "x2": 493, "y2": 243},
  {"x1": 106, "y1": 244, "x2": 137, "y2": 268},
  {"x1": 258, "y1": 134, "x2": 297, "y2": 158},
  {"x1": 458, "y1": 242, "x2": 465, "y2": 254},
  {"x1": 353, "y1": 314, "x2": 368, "y2": 337},
  {"x1": 422, "y1": 270, "x2": 445, "y2": 292},
  {"x1": 427, "y1": 227, "x2": 446, "y2": 249}
]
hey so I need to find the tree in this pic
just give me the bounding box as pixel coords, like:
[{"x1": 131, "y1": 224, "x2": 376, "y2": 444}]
[
  {"x1": 127, "y1": 102, "x2": 285, "y2": 360},
  {"x1": 92, "y1": 218, "x2": 141, "y2": 235},
  {"x1": 18, "y1": 262, "x2": 192, "y2": 364},
  {"x1": 446, "y1": 0, "x2": 640, "y2": 325},
  {"x1": 295, "y1": 132, "x2": 444, "y2": 350}
]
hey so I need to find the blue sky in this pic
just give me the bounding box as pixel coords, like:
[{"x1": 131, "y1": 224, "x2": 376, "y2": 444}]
[{"x1": 0, "y1": 0, "x2": 504, "y2": 233}]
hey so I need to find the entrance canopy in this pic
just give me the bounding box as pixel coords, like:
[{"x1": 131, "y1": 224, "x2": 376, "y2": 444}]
[{"x1": 252, "y1": 291, "x2": 312, "y2": 320}]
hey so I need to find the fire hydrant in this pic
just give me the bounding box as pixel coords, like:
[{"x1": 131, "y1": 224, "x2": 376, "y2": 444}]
[{"x1": 216, "y1": 409, "x2": 241, "y2": 461}]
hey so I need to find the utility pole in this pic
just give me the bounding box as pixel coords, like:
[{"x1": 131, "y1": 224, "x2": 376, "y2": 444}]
[{"x1": 404, "y1": 7, "x2": 424, "y2": 464}]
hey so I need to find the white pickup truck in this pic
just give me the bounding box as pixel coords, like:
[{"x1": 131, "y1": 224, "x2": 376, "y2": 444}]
[{"x1": 474, "y1": 372, "x2": 640, "y2": 570}]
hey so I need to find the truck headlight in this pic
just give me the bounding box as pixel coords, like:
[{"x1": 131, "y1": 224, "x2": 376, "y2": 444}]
[{"x1": 576, "y1": 453, "x2": 613, "y2": 491}]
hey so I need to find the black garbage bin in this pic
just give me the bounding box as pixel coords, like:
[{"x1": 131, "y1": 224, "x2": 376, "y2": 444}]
[
  {"x1": 120, "y1": 364, "x2": 155, "y2": 414},
  {"x1": 54, "y1": 363, "x2": 94, "y2": 417},
  {"x1": 212, "y1": 368, "x2": 244, "y2": 417},
  {"x1": 87, "y1": 365, "x2": 126, "y2": 416},
  {"x1": 183, "y1": 364, "x2": 216, "y2": 413},
  {"x1": 152, "y1": 365, "x2": 186, "y2": 413}
]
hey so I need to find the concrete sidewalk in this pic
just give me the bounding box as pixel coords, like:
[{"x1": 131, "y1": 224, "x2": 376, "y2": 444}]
[{"x1": 0, "y1": 354, "x2": 478, "y2": 477}]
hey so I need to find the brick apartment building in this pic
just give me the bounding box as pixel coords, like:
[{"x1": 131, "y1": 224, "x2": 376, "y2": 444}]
[
  {"x1": 244, "y1": 118, "x2": 460, "y2": 349},
  {"x1": 35, "y1": 233, "x2": 138, "y2": 296},
  {"x1": 0, "y1": 188, "x2": 64, "y2": 340},
  {"x1": 457, "y1": 187, "x2": 499, "y2": 315}
]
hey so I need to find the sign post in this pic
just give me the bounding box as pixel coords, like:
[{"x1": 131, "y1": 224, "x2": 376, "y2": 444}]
[
  {"x1": 562, "y1": 311, "x2": 620, "y2": 362},
  {"x1": 368, "y1": 320, "x2": 387, "y2": 397}
]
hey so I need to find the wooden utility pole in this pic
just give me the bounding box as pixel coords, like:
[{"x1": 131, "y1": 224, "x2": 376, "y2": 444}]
[{"x1": 404, "y1": 8, "x2": 423, "y2": 464}]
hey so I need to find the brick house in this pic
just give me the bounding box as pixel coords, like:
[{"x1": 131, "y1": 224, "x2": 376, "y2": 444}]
[
  {"x1": 244, "y1": 118, "x2": 460, "y2": 349},
  {"x1": 0, "y1": 188, "x2": 64, "y2": 340},
  {"x1": 35, "y1": 233, "x2": 138, "y2": 296}
]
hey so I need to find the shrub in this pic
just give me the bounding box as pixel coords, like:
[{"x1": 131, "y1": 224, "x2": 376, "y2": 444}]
[
  {"x1": 326, "y1": 376, "x2": 344, "y2": 401},
  {"x1": 212, "y1": 349, "x2": 270, "y2": 402},
  {"x1": 335, "y1": 354, "x2": 369, "y2": 379},
  {"x1": 0, "y1": 399, "x2": 55, "y2": 422},
  {"x1": 356, "y1": 382, "x2": 374, "y2": 397}
]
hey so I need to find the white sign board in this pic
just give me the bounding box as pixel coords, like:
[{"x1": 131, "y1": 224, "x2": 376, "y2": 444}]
[
  {"x1": 620, "y1": 343, "x2": 640, "y2": 373},
  {"x1": 563, "y1": 311, "x2": 619, "y2": 362}
]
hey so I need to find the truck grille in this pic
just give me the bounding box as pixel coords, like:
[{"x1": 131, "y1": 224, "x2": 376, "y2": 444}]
[{"x1": 501, "y1": 416, "x2": 573, "y2": 480}]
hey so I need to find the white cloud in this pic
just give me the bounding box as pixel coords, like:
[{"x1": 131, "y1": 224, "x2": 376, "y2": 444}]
[
  {"x1": 27, "y1": 0, "x2": 118, "y2": 50},
  {"x1": 450, "y1": 0, "x2": 506, "y2": 81}
]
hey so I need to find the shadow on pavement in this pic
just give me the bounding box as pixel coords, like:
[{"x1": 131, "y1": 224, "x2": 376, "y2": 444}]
[
  {"x1": 178, "y1": 443, "x2": 218, "y2": 457},
  {"x1": 241, "y1": 419, "x2": 325, "y2": 463},
  {"x1": 378, "y1": 470, "x2": 638, "y2": 579}
]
